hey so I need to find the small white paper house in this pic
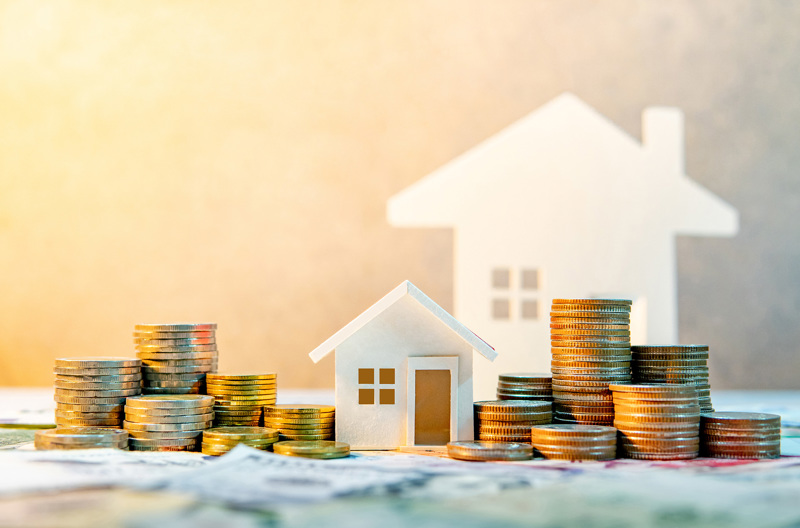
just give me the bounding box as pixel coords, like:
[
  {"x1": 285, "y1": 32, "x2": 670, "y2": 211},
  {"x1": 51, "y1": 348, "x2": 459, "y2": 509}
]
[
  {"x1": 387, "y1": 93, "x2": 739, "y2": 399},
  {"x1": 308, "y1": 280, "x2": 496, "y2": 450}
]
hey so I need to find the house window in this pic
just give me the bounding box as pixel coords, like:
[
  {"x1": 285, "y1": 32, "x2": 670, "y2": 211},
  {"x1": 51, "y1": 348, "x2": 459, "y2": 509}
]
[
  {"x1": 491, "y1": 267, "x2": 541, "y2": 321},
  {"x1": 358, "y1": 368, "x2": 395, "y2": 405}
]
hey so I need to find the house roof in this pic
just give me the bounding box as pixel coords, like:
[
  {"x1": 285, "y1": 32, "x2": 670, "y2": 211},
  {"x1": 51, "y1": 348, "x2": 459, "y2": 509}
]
[{"x1": 308, "y1": 280, "x2": 497, "y2": 363}]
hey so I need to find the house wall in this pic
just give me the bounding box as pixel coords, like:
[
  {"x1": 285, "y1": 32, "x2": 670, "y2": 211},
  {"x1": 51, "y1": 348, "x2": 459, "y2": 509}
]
[{"x1": 333, "y1": 295, "x2": 475, "y2": 449}]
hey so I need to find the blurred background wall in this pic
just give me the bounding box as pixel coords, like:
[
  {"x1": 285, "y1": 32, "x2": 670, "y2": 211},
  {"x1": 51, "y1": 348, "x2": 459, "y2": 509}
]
[{"x1": 1, "y1": 0, "x2": 798, "y2": 389}]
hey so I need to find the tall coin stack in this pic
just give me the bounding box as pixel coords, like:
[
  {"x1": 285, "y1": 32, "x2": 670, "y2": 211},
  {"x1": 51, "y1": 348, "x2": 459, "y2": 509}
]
[
  {"x1": 124, "y1": 395, "x2": 214, "y2": 451},
  {"x1": 701, "y1": 412, "x2": 781, "y2": 459},
  {"x1": 610, "y1": 383, "x2": 700, "y2": 460},
  {"x1": 134, "y1": 323, "x2": 219, "y2": 395},
  {"x1": 263, "y1": 404, "x2": 335, "y2": 441},
  {"x1": 474, "y1": 400, "x2": 552, "y2": 442},
  {"x1": 631, "y1": 345, "x2": 713, "y2": 413},
  {"x1": 206, "y1": 373, "x2": 277, "y2": 426},
  {"x1": 496, "y1": 373, "x2": 552, "y2": 402},
  {"x1": 551, "y1": 299, "x2": 632, "y2": 425},
  {"x1": 54, "y1": 357, "x2": 142, "y2": 428},
  {"x1": 531, "y1": 424, "x2": 617, "y2": 460}
]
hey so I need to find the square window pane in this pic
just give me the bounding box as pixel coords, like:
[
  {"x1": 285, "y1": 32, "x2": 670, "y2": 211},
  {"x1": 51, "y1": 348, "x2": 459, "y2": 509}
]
[
  {"x1": 521, "y1": 299, "x2": 539, "y2": 320},
  {"x1": 359, "y1": 388, "x2": 375, "y2": 405},
  {"x1": 379, "y1": 368, "x2": 395, "y2": 385},
  {"x1": 358, "y1": 368, "x2": 374, "y2": 384},
  {"x1": 492, "y1": 299, "x2": 510, "y2": 320},
  {"x1": 521, "y1": 269, "x2": 539, "y2": 290},
  {"x1": 492, "y1": 268, "x2": 510, "y2": 289},
  {"x1": 379, "y1": 388, "x2": 395, "y2": 405}
]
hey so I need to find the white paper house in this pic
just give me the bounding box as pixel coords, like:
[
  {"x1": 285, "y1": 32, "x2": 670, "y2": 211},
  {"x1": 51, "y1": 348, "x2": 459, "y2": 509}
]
[
  {"x1": 308, "y1": 280, "x2": 496, "y2": 450},
  {"x1": 387, "y1": 93, "x2": 739, "y2": 399}
]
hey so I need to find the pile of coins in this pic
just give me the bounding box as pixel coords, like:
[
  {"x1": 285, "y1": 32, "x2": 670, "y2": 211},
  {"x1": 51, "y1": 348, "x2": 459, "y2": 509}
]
[
  {"x1": 54, "y1": 357, "x2": 142, "y2": 428},
  {"x1": 263, "y1": 404, "x2": 335, "y2": 441},
  {"x1": 474, "y1": 400, "x2": 552, "y2": 442},
  {"x1": 447, "y1": 441, "x2": 533, "y2": 462},
  {"x1": 530, "y1": 424, "x2": 617, "y2": 460},
  {"x1": 134, "y1": 323, "x2": 219, "y2": 395},
  {"x1": 34, "y1": 427, "x2": 129, "y2": 450},
  {"x1": 701, "y1": 412, "x2": 781, "y2": 459},
  {"x1": 206, "y1": 373, "x2": 277, "y2": 426},
  {"x1": 631, "y1": 345, "x2": 713, "y2": 413},
  {"x1": 496, "y1": 373, "x2": 552, "y2": 402},
  {"x1": 124, "y1": 395, "x2": 214, "y2": 451},
  {"x1": 202, "y1": 426, "x2": 280, "y2": 456},
  {"x1": 273, "y1": 440, "x2": 350, "y2": 459},
  {"x1": 550, "y1": 299, "x2": 632, "y2": 426},
  {"x1": 610, "y1": 383, "x2": 700, "y2": 460}
]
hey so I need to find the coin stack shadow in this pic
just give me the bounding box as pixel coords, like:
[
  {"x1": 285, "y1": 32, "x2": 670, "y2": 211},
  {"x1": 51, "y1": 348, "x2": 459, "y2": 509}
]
[
  {"x1": 124, "y1": 395, "x2": 215, "y2": 451},
  {"x1": 206, "y1": 373, "x2": 277, "y2": 426},
  {"x1": 35, "y1": 427, "x2": 129, "y2": 450},
  {"x1": 701, "y1": 412, "x2": 781, "y2": 459},
  {"x1": 631, "y1": 345, "x2": 714, "y2": 413},
  {"x1": 263, "y1": 405, "x2": 335, "y2": 441},
  {"x1": 134, "y1": 323, "x2": 219, "y2": 395},
  {"x1": 530, "y1": 424, "x2": 617, "y2": 460},
  {"x1": 473, "y1": 400, "x2": 552, "y2": 442},
  {"x1": 496, "y1": 373, "x2": 553, "y2": 402},
  {"x1": 550, "y1": 299, "x2": 633, "y2": 426},
  {"x1": 202, "y1": 426, "x2": 280, "y2": 456},
  {"x1": 54, "y1": 357, "x2": 142, "y2": 428},
  {"x1": 610, "y1": 383, "x2": 700, "y2": 460}
]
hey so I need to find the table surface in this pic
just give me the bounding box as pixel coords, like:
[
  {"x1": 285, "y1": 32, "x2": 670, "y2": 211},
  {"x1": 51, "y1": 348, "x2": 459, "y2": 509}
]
[{"x1": 1, "y1": 388, "x2": 799, "y2": 528}]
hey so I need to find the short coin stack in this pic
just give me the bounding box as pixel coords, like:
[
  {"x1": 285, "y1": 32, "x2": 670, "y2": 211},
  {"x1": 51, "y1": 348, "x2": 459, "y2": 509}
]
[
  {"x1": 631, "y1": 345, "x2": 713, "y2": 413},
  {"x1": 124, "y1": 395, "x2": 214, "y2": 451},
  {"x1": 550, "y1": 299, "x2": 632, "y2": 426},
  {"x1": 447, "y1": 441, "x2": 533, "y2": 462},
  {"x1": 273, "y1": 440, "x2": 350, "y2": 459},
  {"x1": 263, "y1": 404, "x2": 335, "y2": 441},
  {"x1": 202, "y1": 426, "x2": 280, "y2": 456},
  {"x1": 54, "y1": 357, "x2": 142, "y2": 428},
  {"x1": 530, "y1": 424, "x2": 617, "y2": 460},
  {"x1": 134, "y1": 323, "x2": 219, "y2": 395},
  {"x1": 610, "y1": 383, "x2": 700, "y2": 460},
  {"x1": 701, "y1": 412, "x2": 781, "y2": 459},
  {"x1": 474, "y1": 400, "x2": 552, "y2": 442},
  {"x1": 206, "y1": 373, "x2": 277, "y2": 426},
  {"x1": 34, "y1": 427, "x2": 129, "y2": 450},
  {"x1": 496, "y1": 373, "x2": 553, "y2": 402}
]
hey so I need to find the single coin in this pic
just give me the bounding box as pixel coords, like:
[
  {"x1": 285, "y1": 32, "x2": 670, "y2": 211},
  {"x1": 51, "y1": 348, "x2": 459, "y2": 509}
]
[
  {"x1": 701, "y1": 412, "x2": 780, "y2": 426},
  {"x1": 142, "y1": 373, "x2": 207, "y2": 382},
  {"x1": 137, "y1": 352, "x2": 217, "y2": 361},
  {"x1": 55, "y1": 358, "x2": 141, "y2": 369},
  {"x1": 552, "y1": 299, "x2": 632, "y2": 306},
  {"x1": 124, "y1": 405, "x2": 212, "y2": 417},
  {"x1": 203, "y1": 426, "x2": 279, "y2": 441},
  {"x1": 207, "y1": 388, "x2": 277, "y2": 396},
  {"x1": 133, "y1": 330, "x2": 214, "y2": 339},
  {"x1": 551, "y1": 303, "x2": 631, "y2": 312},
  {"x1": 55, "y1": 418, "x2": 123, "y2": 427},
  {"x1": 137, "y1": 344, "x2": 218, "y2": 353},
  {"x1": 54, "y1": 374, "x2": 143, "y2": 383},
  {"x1": 279, "y1": 433, "x2": 335, "y2": 441},
  {"x1": 550, "y1": 315, "x2": 631, "y2": 324},
  {"x1": 446, "y1": 441, "x2": 533, "y2": 461},
  {"x1": 128, "y1": 437, "x2": 200, "y2": 448},
  {"x1": 125, "y1": 412, "x2": 214, "y2": 424},
  {"x1": 263, "y1": 404, "x2": 335, "y2": 415},
  {"x1": 206, "y1": 373, "x2": 277, "y2": 382},
  {"x1": 143, "y1": 387, "x2": 204, "y2": 395},
  {"x1": 35, "y1": 427, "x2": 128, "y2": 442},
  {"x1": 126, "y1": 430, "x2": 203, "y2": 440},
  {"x1": 272, "y1": 440, "x2": 349, "y2": 459},
  {"x1": 135, "y1": 323, "x2": 217, "y2": 332},
  {"x1": 134, "y1": 336, "x2": 215, "y2": 345},
  {"x1": 55, "y1": 396, "x2": 129, "y2": 406},
  {"x1": 123, "y1": 420, "x2": 213, "y2": 432},
  {"x1": 125, "y1": 395, "x2": 215, "y2": 409},
  {"x1": 143, "y1": 381, "x2": 205, "y2": 389},
  {"x1": 54, "y1": 388, "x2": 142, "y2": 398},
  {"x1": 474, "y1": 401, "x2": 552, "y2": 413},
  {"x1": 141, "y1": 365, "x2": 213, "y2": 374},
  {"x1": 497, "y1": 373, "x2": 552, "y2": 383},
  {"x1": 54, "y1": 367, "x2": 142, "y2": 376},
  {"x1": 551, "y1": 347, "x2": 632, "y2": 356},
  {"x1": 630, "y1": 345, "x2": 709, "y2": 353},
  {"x1": 54, "y1": 380, "x2": 142, "y2": 391}
]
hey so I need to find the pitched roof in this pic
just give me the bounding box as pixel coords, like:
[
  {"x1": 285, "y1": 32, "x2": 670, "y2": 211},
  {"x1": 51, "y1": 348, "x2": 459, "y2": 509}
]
[{"x1": 308, "y1": 280, "x2": 497, "y2": 363}]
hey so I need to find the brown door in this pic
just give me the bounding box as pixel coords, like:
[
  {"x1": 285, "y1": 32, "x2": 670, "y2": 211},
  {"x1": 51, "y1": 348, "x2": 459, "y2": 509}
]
[{"x1": 414, "y1": 369, "x2": 451, "y2": 445}]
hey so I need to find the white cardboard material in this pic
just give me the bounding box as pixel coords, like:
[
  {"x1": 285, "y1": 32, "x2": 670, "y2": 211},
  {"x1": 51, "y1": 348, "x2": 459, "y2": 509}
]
[{"x1": 387, "y1": 93, "x2": 739, "y2": 399}]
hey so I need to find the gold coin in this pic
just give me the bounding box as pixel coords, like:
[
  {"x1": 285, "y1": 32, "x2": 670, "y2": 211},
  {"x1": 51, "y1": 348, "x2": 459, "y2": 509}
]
[
  {"x1": 206, "y1": 373, "x2": 277, "y2": 382},
  {"x1": 125, "y1": 412, "x2": 214, "y2": 424},
  {"x1": 137, "y1": 344, "x2": 218, "y2": 353},
  {"x1": 278, "y1": 432, "x2": 335, "y2": 441},
  {"x1": 129, "y1": 437, "x2": 200, "y2": 448},
  {"x1": 123, "y1": 420, "x2": 212, "y2": 432},
  {"x1": 552, "y1": 299, "x2": 632, "y2": 306},
  {"x1": 125, "y1": 395, "x2": 214, "y2": 409},
  {"x1": 135, "y1": 323, "x2": 217, "y2": 332},
  {"x1": 203, "y1": 426, "x2": 278, "y2": 441},
  {"x1": 273, "y1": 440, "x2": 349, "y2": 458},
  {"x1": 55, "y1": 358, "x2": 141, "y2": 369},
  {"x1": 133, "y1": 330, "x2": 214, "y2": 339}
]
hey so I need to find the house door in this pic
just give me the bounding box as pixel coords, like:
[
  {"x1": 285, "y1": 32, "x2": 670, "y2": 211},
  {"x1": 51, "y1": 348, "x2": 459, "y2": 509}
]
[{"x1": 406, "y1": 357, "x2": 458, "y2": 446}]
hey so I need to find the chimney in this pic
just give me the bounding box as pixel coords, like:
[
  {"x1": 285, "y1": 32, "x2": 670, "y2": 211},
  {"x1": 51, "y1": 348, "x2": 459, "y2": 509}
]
[{"x1": 642, "y1": 107, "x2": 685, "y2": 175}]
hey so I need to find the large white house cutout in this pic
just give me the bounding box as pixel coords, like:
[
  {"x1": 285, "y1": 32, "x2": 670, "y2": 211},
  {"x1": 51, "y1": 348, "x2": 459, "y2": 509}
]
[
  {"x1": 308, "y1": 280, "x2": 496, "y2": 450},
  {"x1": 387, "y1": 93, "x2": 739, "y2": 400}
]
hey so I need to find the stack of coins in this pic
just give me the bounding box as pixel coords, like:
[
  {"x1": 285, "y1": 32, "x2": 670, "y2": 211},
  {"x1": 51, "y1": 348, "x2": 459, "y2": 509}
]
[
  {"x1": 34, "y1": 427, "x2": 129, "y2": 450},
  {"x1": 474, "y1": 401, "x2": 552, "y2": 442},
  {"x1": 631, "y1": 345, "x2": 713, "y2": 413},
  {"x1": 202, "y1": 426, "x2": 280, "y2": 456},
  {"x1": 531, "y1": 424, "x2": 617, "y2": 460},
  {"x1": 206, "y1": 373, "x2": 277, "y2": 426},
  {"x1": 273, "y1": 440, "x2": 350, "y2": 459},
  {"x1": 134, "y1": 323, "x2": 218, "y2": 395},
  {"x1": 263, "y1": 404, "x2": 335, "y2": 441},
  {"x1": 701, "y1": 412, "x2": 781, "y2": 459},
  {"x1": 124, "y1": 395, "x2": 214, "y2": 451},
  {"x1": 610, "y1": 383, "x2": 700, "y2": 460},
  {"x1": 496, "y1": 373, "x2": 553, "y2": 402},
  {"x1": 550, "y1": 299, "x2": 632, "y2": 426},
  {"x1": 447, "y1": 441, "x2": 533, "y2": 462},
  {"x1": 54, "y1": 357, "x2": 142, "y2": 428}
]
